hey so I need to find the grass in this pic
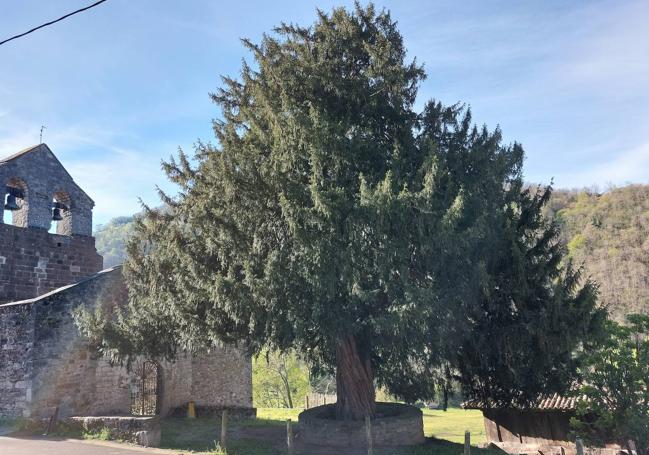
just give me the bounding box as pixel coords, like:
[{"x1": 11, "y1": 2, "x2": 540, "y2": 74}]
[
  {"x1": 255, "y1": 408, "x2": 301, "y2": 422},
  {"x1": 5, "y1": 406, "x2": 488, "y2": 455},
  {"x1": 160, "y1": 416, "x2": 283, "y2": 454},
  {"x1": 0, "y1": 417, "x2": 22, "y2": 434},
  {"x1": 82, "y1": 426, "x2": 112, "y2": 441},
  {"x1": 422, "y1": 407, "x2": 486, "y2": 444},
  {"x1": 158, "y1": 406, "x2": 488, "y2": 454}
]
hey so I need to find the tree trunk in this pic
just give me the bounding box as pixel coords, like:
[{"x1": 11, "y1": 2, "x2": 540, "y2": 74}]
[
  {"x1": 276, "y1": 360, "x2": 294, "y2": 408},
  {"x1": 335, "y1": 335, "x2": 376, "y2": 420}
]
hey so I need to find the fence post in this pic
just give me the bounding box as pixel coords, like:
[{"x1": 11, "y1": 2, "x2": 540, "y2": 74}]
[
  {"x1": 464, "y1": 431, "x2": 471, "y2": 455},
  {"x1": 576, "y1": 437, "x2": 584, "y2": 455},
  {"x1": 287, "y1": 419, "x2": 294, "y2": 454},
  {"x1": 221, "y1": 409, "x2": 228, "y2": 450},
  {"x1": 365, "y1": 416, "x2": 373, "y2": 455},
  {"x1": 305, "y1": 395, "x2": 309, "y2": 409},
  {"x1": 44, "y1": 406, "x2": 59, "y2": 436}
]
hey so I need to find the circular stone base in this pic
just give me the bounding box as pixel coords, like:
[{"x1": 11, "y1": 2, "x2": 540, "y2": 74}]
[{"x1": 298, "y1": 402, "x2": 425, "y2": 448}]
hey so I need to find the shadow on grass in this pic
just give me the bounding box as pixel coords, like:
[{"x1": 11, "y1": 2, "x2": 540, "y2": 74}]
[
  {"x1": 391, "y1": 438, "x2": 502, "y2": 455},
  {"x1": 160, "y1": 417, "x2": 284, "y2": 454},
  {"x1": 160, "y1": 417, "x2": 500, "y2": 455}
]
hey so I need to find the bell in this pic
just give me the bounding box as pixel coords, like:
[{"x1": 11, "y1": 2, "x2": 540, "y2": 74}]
[
  {"x1": 52, "y1": 207, "x2": 63, "y2": 221},
  {"x1": 4, "y1": 193, "x2": 19, "y2": 211}
]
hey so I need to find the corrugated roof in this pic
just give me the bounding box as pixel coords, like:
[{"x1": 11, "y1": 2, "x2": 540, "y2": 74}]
[{"x1": 462, "y1": 392, "x2": 583, "y2": 411}]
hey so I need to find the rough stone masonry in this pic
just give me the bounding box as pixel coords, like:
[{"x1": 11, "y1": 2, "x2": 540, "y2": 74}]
[{"x1": 0, "y1": 144, "x2": 254, "y2": 420}]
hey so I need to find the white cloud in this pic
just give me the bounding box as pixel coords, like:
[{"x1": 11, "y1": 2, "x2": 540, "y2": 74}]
[
  {"x1": 549, "y1": 142, "x2": 649, "y2": 189},
  {"x1": 0, "y1": 119, "x2": 176, "y2": 226},
  {"x1": 553, "y1": 1, "x2": 649, "y2": 99},
  {"x1": 64, "y1": 154, "x2": 167, "y2": 224}
]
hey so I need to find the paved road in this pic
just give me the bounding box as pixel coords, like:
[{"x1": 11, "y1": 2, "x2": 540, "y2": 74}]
[{"x1": 0, "y1": 436, "x2": 167, "y2": 455}]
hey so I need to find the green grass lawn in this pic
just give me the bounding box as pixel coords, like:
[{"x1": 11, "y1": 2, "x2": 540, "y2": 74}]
[
  {"x1": 159, "y1": 407, "x2": 488, "y2": 454},
  {"x1": 255, "y1": 407, "x2": 301, "y2": 422},
  {"x1": 422, "y1": 407, "x2": 486, "y2": 444},
  {"x1": 256, "y1": 407, "x2": 486, "y2": 443}
]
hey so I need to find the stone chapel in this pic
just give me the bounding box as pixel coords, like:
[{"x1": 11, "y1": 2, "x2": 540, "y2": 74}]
[{"x1": 0, "y1": 144, "x2": 254, "y2": 419}]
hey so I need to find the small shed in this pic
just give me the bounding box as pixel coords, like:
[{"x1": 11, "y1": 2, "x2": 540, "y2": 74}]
[
  {"x1": 464, "y1": 394, "x2": 577, "y2": 446},
  {"x1": 463, "y1": 395, "x2": 623, "y2": 455}
]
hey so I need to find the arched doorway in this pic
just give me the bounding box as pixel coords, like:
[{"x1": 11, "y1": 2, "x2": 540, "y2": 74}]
[{"x1": 130, "y1": 361, "x2": 160, "y2": 416}]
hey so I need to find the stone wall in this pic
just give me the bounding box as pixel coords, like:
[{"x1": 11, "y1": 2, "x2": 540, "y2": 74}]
[
  {"x1": 2, "y1": 267, "x2": 128, "y2": 418},
  {"x1": 0, "y1": 144, "x2": 94, "y2": 235},
  {"x1": 161, "y1": 348, "x2": 254, "y2": 417},
  {"x1": 0, "y1": 223, "x2": 103, "y2": 304},
  {"x1": 191, "y1": 346, "x2": 253, "y2": 409},
  {"x1": 0, "y1": 266, "x2": 254, "y2": 419},
  {"x1": 298, "y1": 403, "x2": 425, "y2": 448},
  {"x1": 0, "y1": 302, "x2": 35, "y2": 417}
]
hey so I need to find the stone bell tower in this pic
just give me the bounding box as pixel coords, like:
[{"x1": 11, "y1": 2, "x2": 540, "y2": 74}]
[{"x1": 0, "y1": 144, "x2": 103, "y2": 304}]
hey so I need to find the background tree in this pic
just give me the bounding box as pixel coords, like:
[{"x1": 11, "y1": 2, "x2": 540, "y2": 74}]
[
  {"x1": 545, "y1": 185, "x2": 649, "y2": 321},
  {"x1": 572, "y1": 314, "x2": 649, "y2": 455},
  {"x1": 94, "y1": 216, "x2": 135, "y2": 268},
  {"x1": 456, "y1": 186, "x2": 605, "y2": 406},
  {"x1": 253, "y1": 350, "x2": 310, "y2": 408},
  {"x1": 79, "y1": 4, "x2": 603, "y2": 420}
]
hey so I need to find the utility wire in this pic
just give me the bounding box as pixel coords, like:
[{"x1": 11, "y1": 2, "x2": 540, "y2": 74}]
[{"x1": 0, "y1": 0, "x2": 109, "y2": 47}]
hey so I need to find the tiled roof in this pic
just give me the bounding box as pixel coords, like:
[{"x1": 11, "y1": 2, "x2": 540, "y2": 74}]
[
  {"x1": 536, "y1": 393, "x2": 578, "y2": 410},
  {"x1": 462, "y1": 393, "x2": 582, "y2": 411}
]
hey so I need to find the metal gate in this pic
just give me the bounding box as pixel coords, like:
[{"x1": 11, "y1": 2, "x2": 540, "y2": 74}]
[{"x1": 130, "y1": 361, "x2": 159, "y2": 416}]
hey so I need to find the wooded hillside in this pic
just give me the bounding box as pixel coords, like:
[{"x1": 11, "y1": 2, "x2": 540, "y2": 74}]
[
  {"x1": 94, "y1": 184, "x2": 649, "y2": 320},
  {"x1": 94, "y1": 216, "x2": 134, "y2": 268},
  {"x1": 547, "y1": 185, "x2": 649, "y2": 321}
]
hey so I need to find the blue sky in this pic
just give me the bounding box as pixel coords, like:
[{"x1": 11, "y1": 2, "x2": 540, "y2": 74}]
[{"x1": 1, "y1": 0, "x2": 647, "y2": 227}]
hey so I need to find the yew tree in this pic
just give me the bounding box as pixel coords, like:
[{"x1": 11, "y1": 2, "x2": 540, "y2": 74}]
[{"x1": 84, "y1": 4, "x2": 603, "y2": 420}]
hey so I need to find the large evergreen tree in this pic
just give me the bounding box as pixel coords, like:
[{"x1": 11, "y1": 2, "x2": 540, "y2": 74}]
[{"x1": 82, "y1": 4, "x2": 603, "y2": 420}]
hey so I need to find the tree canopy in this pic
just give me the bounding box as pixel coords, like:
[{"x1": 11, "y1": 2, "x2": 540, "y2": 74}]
[
  {"x1": 81, "y1": 3, "x2": 604, "y2": 420},
  {"x1": 573, "y1": 314, "x2": 649, "y2": 455}
]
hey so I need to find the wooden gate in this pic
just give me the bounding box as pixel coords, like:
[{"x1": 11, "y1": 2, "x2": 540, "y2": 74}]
[{"x1": 130, "y1": 361, "x2": 159, "y2": 416}]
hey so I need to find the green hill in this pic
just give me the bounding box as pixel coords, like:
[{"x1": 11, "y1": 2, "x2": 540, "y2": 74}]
[
  {"x1": 93, "y1": 184, "x2": 649, "y2": 319},
  {"x1": 547, "y1": 185, "x2": 649, "y2": 321},
  {"x1": 94, "y1": 216, "x2": 135, "y2": 268}
]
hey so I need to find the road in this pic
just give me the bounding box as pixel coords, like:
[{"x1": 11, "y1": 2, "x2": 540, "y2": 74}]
[{"x1": 0, "y1": 436, "x2": 170, "y2": 455}]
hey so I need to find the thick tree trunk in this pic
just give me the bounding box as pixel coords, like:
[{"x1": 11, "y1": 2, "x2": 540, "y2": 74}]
[{"x1": 335, "y1": 335, "x2": 376, "y2": 420}]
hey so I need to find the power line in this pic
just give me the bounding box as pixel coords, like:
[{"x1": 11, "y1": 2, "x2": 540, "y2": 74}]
[{"x1": 0, "y1": 0, "x2": 110, "y2": 47}]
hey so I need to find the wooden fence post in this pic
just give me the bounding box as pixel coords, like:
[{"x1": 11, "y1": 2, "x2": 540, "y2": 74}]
[
  {"x1": 365, "y1": 416, "x2": 373, "y2": 455},
  {"x1": 576, "y1": 437, "x2": 584, "y2": 455},
  {"x1": 287, "y1": 419, "x2": 294, "y2": 454},
  {"x1": 464, "y1": 431, "x2": 471, "y2": 455},
  {"x1": 221, "y1": 409, "x2": 228, "y2": 450},
  {"x1": 305, "y1": 395, "x2": 309, "y2": 409},
  {"x1": 44, "y1": 406, "x2": 59, "y2": 436}
]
